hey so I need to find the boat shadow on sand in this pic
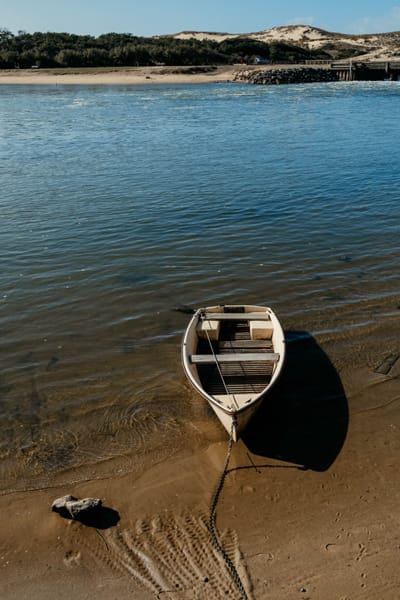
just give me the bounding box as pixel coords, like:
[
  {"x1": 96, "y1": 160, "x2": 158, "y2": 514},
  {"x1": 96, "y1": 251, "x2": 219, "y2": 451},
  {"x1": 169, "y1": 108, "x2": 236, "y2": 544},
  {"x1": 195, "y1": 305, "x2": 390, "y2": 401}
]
[{"x1": 242, "y1": 331, "x2": 349, "y2": 472}]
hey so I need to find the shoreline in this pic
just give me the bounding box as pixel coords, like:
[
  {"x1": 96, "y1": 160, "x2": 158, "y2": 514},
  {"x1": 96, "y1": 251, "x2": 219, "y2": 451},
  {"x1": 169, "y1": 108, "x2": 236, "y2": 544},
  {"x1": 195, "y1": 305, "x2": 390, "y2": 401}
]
[
  {"x1": 0, "y1": 65, "x2": 245, "y2": 85},
  {"x1": 0, "y1": 64, "x2": 328, "y2": 85},
  {"x1": 2, "y1": 355, "x2": 400, "y2": 599},
  {"x1": 1, "y1": 62, "x2": 398, "y2": 86}
]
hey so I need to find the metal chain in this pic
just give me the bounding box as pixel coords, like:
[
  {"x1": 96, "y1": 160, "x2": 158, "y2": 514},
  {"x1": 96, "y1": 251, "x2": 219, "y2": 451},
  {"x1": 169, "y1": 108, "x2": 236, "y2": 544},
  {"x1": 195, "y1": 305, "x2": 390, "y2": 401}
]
[{"x1": 209, "y1": 418, "x2": 249, "y2": 600}]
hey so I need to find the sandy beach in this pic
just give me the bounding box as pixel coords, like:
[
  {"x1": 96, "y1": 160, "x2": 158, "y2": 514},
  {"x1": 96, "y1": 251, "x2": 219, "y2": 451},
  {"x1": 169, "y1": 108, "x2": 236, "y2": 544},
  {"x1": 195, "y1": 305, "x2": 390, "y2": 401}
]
[
  {"x1": 0, "y1": 65, "x2": 247, "y2": 85},
  {"x1": 1, "y1": 330, "x2": 399, "y2": 599}
]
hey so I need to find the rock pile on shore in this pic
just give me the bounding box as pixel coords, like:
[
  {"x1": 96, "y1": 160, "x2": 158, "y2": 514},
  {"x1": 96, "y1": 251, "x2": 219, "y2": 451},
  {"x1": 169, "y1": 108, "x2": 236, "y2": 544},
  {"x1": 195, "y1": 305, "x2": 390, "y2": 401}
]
[{"x1": 234, "y1": 67, "x2": 339, "y2": 85}]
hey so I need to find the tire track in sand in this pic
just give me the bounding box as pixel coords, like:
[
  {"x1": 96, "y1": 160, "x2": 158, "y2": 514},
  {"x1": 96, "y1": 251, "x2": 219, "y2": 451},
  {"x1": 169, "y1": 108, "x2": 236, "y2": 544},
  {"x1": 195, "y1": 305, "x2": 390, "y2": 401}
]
[{"x1": 67, "y1": 510, "x2": 251, "y2": 598}]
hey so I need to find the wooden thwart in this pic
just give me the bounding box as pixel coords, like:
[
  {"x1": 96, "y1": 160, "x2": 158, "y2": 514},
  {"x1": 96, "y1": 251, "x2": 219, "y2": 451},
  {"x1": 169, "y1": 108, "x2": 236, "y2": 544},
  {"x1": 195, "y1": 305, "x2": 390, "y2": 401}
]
[
  {"x1": 203, "y1": 312, "x2": 271, "y2": 321},
  {"x1": 218, "y1": 340, "x2": 272, "y2": 349},
  {"x1": 191, "y1": 352, "x2": 280, "y2": 364}
]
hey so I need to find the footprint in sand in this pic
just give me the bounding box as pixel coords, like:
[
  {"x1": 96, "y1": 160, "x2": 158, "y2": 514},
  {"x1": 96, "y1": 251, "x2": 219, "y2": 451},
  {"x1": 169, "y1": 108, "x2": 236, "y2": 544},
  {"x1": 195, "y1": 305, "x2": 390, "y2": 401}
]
[{"x1": 63, "y1": 549, "x2": 81, "y2": 567}]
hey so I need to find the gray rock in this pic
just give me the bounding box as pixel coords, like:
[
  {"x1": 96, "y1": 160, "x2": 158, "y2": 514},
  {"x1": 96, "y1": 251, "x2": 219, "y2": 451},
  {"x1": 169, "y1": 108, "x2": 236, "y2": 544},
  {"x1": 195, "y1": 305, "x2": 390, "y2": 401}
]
[
  {"x1": 52, "y1": 495, "x2": 102, "y2": 520},
  {"x1": 234, "y1": 67, "x2": 338, "y2": 86}
]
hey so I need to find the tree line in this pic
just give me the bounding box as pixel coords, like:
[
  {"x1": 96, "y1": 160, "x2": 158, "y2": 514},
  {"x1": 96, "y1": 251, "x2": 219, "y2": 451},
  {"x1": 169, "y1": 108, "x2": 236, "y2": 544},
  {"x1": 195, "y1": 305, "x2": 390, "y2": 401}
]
[{"x1": 0, "y1": 29, "x2": 334, "y2": 69}]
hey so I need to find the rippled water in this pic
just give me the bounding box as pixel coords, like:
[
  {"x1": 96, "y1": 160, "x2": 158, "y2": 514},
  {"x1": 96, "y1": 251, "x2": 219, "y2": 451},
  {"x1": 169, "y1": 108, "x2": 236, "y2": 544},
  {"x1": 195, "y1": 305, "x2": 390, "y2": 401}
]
[{"x1": 1, "y1": 81, "x2": 399, "y2": 491}]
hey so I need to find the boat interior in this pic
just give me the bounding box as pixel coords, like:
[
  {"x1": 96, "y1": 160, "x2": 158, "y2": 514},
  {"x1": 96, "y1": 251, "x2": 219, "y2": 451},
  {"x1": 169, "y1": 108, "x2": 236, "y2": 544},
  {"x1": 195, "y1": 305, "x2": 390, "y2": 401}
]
[{"x1": 191, "y1": 307, "x2": 280, "y2": 409}]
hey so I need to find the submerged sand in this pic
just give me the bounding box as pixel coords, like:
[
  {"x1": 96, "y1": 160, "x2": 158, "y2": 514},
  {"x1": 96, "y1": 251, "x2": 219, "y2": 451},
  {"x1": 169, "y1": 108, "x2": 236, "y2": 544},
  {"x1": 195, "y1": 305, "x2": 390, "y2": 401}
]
[{"x1": 1, "y1": 335, "x2": 399, "y2": 599}]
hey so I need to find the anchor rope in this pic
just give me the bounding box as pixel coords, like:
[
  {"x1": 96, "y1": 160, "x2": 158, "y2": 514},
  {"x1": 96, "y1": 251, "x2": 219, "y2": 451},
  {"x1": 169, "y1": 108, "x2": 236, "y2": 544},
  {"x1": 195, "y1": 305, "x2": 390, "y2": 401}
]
[
  {"x1": 200, "y1": 312, "x2": 239, "y2": 409},
  {"x1": 208, "y1": 417, "x2": 249, "y2": 600}
]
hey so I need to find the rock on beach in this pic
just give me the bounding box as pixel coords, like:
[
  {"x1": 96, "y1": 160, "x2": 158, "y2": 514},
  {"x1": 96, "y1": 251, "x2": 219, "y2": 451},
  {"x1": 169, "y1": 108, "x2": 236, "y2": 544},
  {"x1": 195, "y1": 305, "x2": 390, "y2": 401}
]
[{"x1": 51, "y1": 495, "x2": 102, "y2": 520}]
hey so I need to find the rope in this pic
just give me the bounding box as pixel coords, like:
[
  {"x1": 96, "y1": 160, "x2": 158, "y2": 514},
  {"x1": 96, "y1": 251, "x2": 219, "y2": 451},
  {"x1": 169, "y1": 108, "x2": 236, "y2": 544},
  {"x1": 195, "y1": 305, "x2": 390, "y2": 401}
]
[
  {"x1": 208, "y1": 417, "x2": 249, "y2": 600},
  {"x1": 200, "y1": 312, "x2": 239, "y2": 410}
]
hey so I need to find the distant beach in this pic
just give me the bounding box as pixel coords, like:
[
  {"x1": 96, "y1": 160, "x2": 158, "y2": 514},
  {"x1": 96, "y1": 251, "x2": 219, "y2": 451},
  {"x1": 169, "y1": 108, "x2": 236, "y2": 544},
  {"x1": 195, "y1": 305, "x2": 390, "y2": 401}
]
[{"x1": 0, "y1": 65, "x2": 245, "y2": 85}]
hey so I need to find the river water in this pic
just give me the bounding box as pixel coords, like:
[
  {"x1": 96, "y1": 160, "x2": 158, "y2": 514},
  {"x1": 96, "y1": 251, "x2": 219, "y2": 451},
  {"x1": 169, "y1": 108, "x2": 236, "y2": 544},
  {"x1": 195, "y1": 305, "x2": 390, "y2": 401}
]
[{"x1": 1, "y1": 81, "x2": 399, "y2": 491}]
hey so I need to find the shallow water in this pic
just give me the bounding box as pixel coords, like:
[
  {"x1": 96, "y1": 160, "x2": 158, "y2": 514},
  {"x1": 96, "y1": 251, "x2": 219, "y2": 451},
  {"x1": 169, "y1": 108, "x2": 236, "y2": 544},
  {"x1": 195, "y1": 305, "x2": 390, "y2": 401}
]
[{"x1": 1, "y1": 81, "x2": 399, "y2": 491}]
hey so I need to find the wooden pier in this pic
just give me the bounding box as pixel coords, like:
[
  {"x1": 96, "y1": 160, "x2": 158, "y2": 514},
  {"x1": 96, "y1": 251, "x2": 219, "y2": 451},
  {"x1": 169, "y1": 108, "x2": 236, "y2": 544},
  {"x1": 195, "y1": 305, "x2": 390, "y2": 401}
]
[{"x1": 331, "y1": 61, "x2": 400, "y2": 81}]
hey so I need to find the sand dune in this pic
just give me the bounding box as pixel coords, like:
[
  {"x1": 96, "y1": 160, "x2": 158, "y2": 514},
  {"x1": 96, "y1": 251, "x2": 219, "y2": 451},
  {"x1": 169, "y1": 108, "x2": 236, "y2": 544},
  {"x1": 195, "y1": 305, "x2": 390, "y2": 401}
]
[{"x1": 173, "y1": 24, "x2": 400, "y2": 60}]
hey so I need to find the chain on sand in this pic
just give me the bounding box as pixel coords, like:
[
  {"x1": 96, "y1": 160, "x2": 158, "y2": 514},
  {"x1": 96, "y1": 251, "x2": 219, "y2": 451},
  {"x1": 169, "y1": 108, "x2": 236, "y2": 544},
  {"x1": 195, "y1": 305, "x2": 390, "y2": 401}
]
[{"x1": 208, "y1": 419, "x2": 249, "y2": 600}]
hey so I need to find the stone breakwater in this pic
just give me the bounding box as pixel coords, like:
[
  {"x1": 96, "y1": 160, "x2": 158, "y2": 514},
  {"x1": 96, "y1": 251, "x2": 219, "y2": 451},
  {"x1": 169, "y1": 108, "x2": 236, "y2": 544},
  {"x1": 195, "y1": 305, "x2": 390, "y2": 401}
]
[{"x1": 233, "y1": 67, "x2": 339, "y2": 85}]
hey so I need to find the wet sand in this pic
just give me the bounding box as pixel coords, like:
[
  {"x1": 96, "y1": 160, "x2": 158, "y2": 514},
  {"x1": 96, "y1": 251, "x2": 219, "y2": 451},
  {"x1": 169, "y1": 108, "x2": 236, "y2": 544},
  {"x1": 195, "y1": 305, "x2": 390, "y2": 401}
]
[
  {"x1": 0, "y1": 65, "x2": 245, "y2": 85},
  {"x1": 2, "y1": 331, "x2": 400, "y2": 599}
]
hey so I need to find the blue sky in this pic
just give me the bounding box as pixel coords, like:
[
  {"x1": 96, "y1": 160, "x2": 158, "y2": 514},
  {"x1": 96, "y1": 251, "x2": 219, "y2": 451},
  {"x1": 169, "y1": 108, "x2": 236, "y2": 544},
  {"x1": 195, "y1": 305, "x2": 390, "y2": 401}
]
[{"x1": 2, "y1": 0, "x2": 400, "y2": 36}]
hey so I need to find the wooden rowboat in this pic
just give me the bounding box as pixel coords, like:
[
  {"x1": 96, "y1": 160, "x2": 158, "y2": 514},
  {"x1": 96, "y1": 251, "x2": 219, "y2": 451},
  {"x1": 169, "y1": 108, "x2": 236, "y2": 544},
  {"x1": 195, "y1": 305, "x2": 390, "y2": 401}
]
[{"x1": 182, "y1": 304, "x2": 285, "y2": 441}]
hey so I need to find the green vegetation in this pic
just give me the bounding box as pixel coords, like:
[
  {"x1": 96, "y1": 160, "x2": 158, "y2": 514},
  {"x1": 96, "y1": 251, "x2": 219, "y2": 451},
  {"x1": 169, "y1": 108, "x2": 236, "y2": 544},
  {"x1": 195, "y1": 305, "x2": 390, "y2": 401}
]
[{"x1": 0, "y1": 29, "x2": 333, "y2": 69}]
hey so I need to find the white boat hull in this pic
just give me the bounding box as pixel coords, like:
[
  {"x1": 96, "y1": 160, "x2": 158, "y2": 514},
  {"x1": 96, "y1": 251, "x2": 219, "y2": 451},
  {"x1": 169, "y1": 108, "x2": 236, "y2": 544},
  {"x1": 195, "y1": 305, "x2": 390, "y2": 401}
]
[{"x1": 182, "y1": 304, "x2": 285, "y2": 441}]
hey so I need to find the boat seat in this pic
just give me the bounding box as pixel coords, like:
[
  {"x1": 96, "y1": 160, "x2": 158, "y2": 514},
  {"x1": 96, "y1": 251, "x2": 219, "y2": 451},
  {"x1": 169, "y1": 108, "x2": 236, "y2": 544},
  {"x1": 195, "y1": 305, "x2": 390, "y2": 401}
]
[
  {"x1": 218, "y1": 340, "x2": 272, "y2": 349},
  {"x1": 203, "y1": 312, "x2": 271, "y2": 321},
  {"x1": 190, "y1": 352, "x2": 279, "y2": 364},
  {"x1": 250, "y1": 320, "x2": 273, "y2": 340},
  {"x1": 196, "y1": 319, "x2": 220, "y2": 341}
]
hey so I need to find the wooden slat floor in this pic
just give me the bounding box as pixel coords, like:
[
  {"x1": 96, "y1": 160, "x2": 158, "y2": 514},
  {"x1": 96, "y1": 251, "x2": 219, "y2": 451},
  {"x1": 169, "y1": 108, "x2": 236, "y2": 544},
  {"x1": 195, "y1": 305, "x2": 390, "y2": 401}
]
[{"x1": 197, "y1": 320, "x2": 274, "y2": 395}]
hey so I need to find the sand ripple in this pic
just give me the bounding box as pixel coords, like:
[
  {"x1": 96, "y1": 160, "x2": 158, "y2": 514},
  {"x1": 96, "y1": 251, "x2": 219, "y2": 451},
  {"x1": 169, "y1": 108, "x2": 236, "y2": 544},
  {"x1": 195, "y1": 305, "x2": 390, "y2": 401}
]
[{"x1": 67, "y1": 510, "x2": 251, "y2": 599}]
